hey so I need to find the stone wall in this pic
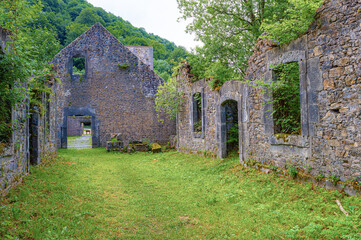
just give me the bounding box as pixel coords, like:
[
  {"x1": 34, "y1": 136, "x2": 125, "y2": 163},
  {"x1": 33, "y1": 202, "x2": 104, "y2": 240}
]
[
  {"x1": 52, "y1": 23, "x2": 175, "y2": 148},
  {"x1": 67, "y1": 115, "x2": 92, "y2": 136},
  {"x1": 244, "y1": 0, "x2": 361, "y2": 182},
  {"x1": 29, "y1": 86, "x2": 58, "y2": 166},
  {"x1": 0, "y1": 27, "x2": 58, "y2": 195},
  {"x1": 176, "y1": 72, "x2": 247, "y2": 159},
  {"x1": 0, "y1": 27, "x2": 29, "y2": 193},
  {"x1": 177, "y1": 0, "x2": 361, "y2": 183},
  {"x1": 125, "y1": 46, "x2": 153, "y2": 70}
]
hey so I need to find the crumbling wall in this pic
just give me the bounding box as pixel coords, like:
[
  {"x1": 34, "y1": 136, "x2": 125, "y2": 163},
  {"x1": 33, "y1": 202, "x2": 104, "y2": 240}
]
[
  {"x1": 125, "y1": 46, "x2": 153, "y2": 70},
  {"x1": 53, "y1": 23, "x2": 175, "y2": 148},
  {"x1": 29, "y1": 85, "x2": 58, "y2": 166},
  {"x1": 177, "y1": 0, "x2": 361, "y2": 183},
  {"x1": 0, "y1": 27, "x2": 29, "y2": 193},
  {"x1": 0, "y1": 27, "x2": 58, "y2": 194},
  {"x1": 176, "y1": 71, "x2": 246, "y2": 158},
  {"x1": 245, "y1": 0, "x2": 361, "y2": 182}
]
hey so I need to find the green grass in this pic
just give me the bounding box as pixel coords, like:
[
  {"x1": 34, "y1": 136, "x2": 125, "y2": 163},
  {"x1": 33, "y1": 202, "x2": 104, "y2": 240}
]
[{"x1": 1, "y1": 148, "x2": 360, "y2": 239}]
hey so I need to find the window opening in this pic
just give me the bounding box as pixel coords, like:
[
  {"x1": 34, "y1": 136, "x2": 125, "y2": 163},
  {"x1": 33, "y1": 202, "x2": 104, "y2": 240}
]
[
  {"x1": 272, "y1": 62, "x2": 301, "y2": 135},
  {"x1": 72, "y1": 56, "x2": 85, "y2": 75},
  {"x1": 46, "y1": 93, "x2": 50, "y2": 134},
  {"x1": 192, "y1": 92, "x2": 202, "y2": 133}
]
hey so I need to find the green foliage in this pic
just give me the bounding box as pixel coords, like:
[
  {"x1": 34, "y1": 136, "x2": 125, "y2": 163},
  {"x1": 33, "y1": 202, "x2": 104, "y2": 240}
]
[
  {"x1": 272, "y1": 62, "x2": 301, "y2": 134},
  {"x1": 248, "y1": 62, "x2": 301, "y2": 135},
  {"x1": 226, "y1": 124, "x2": 239, "y2": 145},
  {"x1": 328, "y1": 175, "x2": 341, "y2": 186},
  {"x1": 261, "y1": 0, "x2": 324, "y2": 45},
  {"x1": 72, "y1": 56, "x2": 85, "y2": 75},
  {"x1": 186, "y1": 52, "x2": 239, "y2": 89},
  {"x1": 0, "y1": 0, "x2": 59, "y2": 140},
  {"x1": 154, "y1": 59, "x2": 172, "y2": 81},
  {"x1": 155, "y1": 77, "x2": 183, "y2": 122},
  {"x1": 205, "y1": 62, "x2": 237, "y2": 89},
  {"x1": 315, "y1": 173, "x2": 324, "y2": 182},
  {"x1": 117, "y1": 63, "x2": 130, "y2": 70},
  {"x1": 178, "y1": 0, "x2": 323, "y2": 86},
  {"x1": 192, "y1": 92, "x2": 202, "y2": 132},
  {"x1": 24, "y1": 0, "x2": 188, "y2": 77},
  {"x1": 288, "y1": 164, "x2": 299, "y2": 179}
]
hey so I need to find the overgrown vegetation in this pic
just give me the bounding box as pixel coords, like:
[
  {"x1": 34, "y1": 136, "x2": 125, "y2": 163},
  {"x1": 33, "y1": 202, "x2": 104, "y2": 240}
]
[
  {"x1": 261, "y1": 0, "x2": 324, "y2": 45},
  {"x1": 224, "y1": 100, "x2": 239, "y2": 154},
  {"x1": 0, "y1": 0, "x2": 59, "y2": 142},
  {"x1": 248, "y1": 62, "x2": 301, "y2": 135},
  {"x1": 0, "y1": 149, "x2": 360, "y2": 239},
  {"x1": 193, "y1": 92, "x2": 202, "y2": 132},
  {"x1": 272, "y1": 62, "x2": 301, "y2": 134},
  {"x1": 178, "y1": 0, "x2": 323, "y2": 88},
  {"x1": 72, "y1": 56, "x2": 85, "y2": 75},
  {"x1": 154, "y1": 76, "x2": 183, "y2": 122}
]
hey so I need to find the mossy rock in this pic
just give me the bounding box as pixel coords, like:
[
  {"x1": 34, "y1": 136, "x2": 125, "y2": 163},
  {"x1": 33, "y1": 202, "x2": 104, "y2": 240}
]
[{"x1": 151, "y1": 143, "x2": 162, "y2": 153}]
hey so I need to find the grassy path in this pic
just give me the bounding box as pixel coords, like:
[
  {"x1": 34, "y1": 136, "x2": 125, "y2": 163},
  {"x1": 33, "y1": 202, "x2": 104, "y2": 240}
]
[{"x1": 1, "y1": 148, "x2": 360, "y2": 239}]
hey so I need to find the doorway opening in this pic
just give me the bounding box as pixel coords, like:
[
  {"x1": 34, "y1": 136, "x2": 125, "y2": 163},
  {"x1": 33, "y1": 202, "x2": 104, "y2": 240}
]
[
  {"x1": 221, "y1": 100, "x2": 239, "y2": 158},
  {"x1": 67, "y1": 115, "x2": 92, "y2": 149}
]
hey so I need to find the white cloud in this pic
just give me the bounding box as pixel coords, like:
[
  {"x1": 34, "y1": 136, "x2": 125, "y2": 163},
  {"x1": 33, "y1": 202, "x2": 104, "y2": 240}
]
[{"x1": 86, "y1": 0, "x2": 200, "y2": 51}]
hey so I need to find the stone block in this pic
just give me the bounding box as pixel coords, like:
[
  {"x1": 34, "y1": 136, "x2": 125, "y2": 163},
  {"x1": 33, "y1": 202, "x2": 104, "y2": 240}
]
[
  {"x1": 134, "y1": 143, "x2": 149, "y2": 152},
  {"x1": 151, "y1": 143, "x2": 162, "y2": 153},
  {"x1": 323, "y1": 79, "x2": 335, "y2": 90},
  {"x1": 329, "y1": 67, "x2": 344, "y2": 78}
]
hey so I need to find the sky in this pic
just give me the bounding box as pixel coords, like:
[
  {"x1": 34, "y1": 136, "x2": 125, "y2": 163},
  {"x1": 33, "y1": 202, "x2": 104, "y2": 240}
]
[{"x1": 86, "y1": 0, "x2": 200, "y2": 51}]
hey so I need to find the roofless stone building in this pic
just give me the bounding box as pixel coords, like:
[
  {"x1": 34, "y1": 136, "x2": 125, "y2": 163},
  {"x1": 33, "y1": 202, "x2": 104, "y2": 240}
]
[
  {"x1": 176, "y1": 0, "x2": 361, "y2": 192},
  {"x1": 52, "y1": 23, "x2": 175, "y2": 148}
]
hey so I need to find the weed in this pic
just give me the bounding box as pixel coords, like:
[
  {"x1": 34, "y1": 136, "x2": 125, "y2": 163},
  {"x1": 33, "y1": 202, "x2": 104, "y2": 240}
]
[
  {"x1": 328, "y1": 175, "x2": 340, "y2": 186},
  {"x1": 315, "y1": 173, "x2": 324, "y2": 182},
  {"x1": 288, "y1": 164, "x2": 299, "y2": 179}
]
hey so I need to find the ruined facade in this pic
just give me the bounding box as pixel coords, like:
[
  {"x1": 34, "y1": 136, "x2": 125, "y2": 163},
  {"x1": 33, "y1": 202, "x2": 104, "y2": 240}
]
[
  {"x1": 177, "y1": 0, "x2": 361, "y2": 186},
  {"x1": 52, "y1": 23, "x2": 175, "y2": 148},
  {"x1": 0, "y1": 27, "x2": 57, "y2": 194}
]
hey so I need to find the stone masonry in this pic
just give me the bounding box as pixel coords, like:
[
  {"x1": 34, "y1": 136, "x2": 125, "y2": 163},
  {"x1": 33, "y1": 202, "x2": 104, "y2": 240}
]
[
  {"x1": 67, "y1": 115, "x2": 92, "y2": 137},
  {"x1": 177, "y1": 0, "x2": 361, "y2": 184},
  {"x1": 52, "y1": 23, "x2": 175, "y2": 148},
  {"x1": 0, "y1": 27, "x2": 57, "y2": 194}
]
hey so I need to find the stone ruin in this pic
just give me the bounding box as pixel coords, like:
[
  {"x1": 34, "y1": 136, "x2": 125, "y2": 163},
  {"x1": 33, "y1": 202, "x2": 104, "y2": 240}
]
[
  {"x1": 1, "y1": 23, "x2": 175, "y2": 194},
  {"x1": 1, "y1": 0, "x2": 360, "y2": 195},
  {"x1": 52, "y1": 23, "x2": 176, "y2": 149},
  {"x1": 176, "y1": 0, "x2": 361, "y2": 194},
  {"x1": 0, "y1": 27, "x2": 57, "y2": 195}
]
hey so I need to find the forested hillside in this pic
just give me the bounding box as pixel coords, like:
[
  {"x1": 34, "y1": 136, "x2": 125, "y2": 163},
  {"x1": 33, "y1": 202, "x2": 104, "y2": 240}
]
[{"x1": 30, "y1": 0, "x2": 188, "y2": 80}]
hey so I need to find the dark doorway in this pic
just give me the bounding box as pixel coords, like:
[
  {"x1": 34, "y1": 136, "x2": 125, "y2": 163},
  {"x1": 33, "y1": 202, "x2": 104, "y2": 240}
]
[{"x1": 221, "y1": 100, "x2": 239, "y2": 158}]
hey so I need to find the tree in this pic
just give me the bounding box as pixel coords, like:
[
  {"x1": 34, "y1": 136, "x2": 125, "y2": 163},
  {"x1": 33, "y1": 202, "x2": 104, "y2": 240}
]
[
  {"x1": 177, "y1": 0, "x2": 323, "y2": 83},
  {"x1": 261, "y1": 0, "x2": 324, "y2": 45},
  {"x1": 155, "y1": 77, "x2": 182, "y2": 122}
]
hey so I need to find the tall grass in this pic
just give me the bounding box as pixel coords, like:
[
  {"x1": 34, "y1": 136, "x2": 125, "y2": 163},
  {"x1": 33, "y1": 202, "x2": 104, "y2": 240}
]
[{"x1": 1, "y1": 148, "x2": 360, "y2": 239}]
